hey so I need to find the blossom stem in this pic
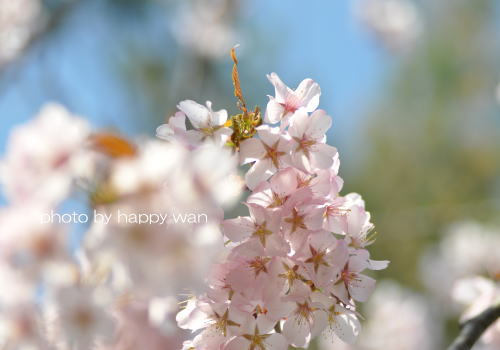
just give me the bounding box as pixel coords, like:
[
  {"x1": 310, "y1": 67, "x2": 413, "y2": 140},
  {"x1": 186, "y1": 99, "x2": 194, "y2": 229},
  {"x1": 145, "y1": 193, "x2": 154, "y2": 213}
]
[{"x1": 447, "y1": 302, "x2": 500, "y2": 350}]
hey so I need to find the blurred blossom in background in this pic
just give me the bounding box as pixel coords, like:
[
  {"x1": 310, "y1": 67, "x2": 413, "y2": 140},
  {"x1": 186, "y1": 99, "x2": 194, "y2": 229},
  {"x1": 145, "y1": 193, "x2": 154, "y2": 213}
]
[
  {"x1": 354, "y1": 0, "x2": 422, "y2": 53},
  {"x1": 0, "y1": 0, "x2": 43, "y2": 66},
  {"x1": 318, "y1": 281, "x2": 442, "y2": 350},
  {"x1": 171, "y1": 0, "x2": 236, "y2": 59},
  {"x1": 0, "y1": 0, "x2": 499, "y2": 349}
]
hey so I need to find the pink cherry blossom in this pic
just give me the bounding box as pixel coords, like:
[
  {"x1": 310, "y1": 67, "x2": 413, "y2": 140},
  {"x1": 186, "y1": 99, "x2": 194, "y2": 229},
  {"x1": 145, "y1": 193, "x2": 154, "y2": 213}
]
[
  {"x1": 281, "y1": 281, "x2": 328, "y2": 348},
  {"x1": 239, "y1": 125, "x2": 292, "y2": 189},
  {"x1": 288, "y1": 109, "x2": 338, "y2": 173},
  {"x1": 265, "y1": 72, "x2": 321, "y2": 127},
  {"x1": 177, "y1": 73, "x2": 387, "y2": 350},
  {"x1": 157, "y1": 100, "x2": 232, "y2": 147},
  {"x1": 295, "y1": 233, "x2": 349, "y2": 289},
  {"x1": 221, "y1": 204, "x2": 280, "y2": 247},
  {"x1": 156, "y1": 111, "x2": 202, "y2": 148},
  {"x1": 246, "y1": 167, "x2": 312, "y2": 212},
  {"x1": 331, "y1": 251, "x2": 377, "y2": 303}
]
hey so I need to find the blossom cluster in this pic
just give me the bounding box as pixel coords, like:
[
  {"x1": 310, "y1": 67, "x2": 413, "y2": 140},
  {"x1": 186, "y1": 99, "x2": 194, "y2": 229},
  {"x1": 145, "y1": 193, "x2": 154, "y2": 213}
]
[
  {"x1": 0, "y1": 62, "x2": 387, "y2": 349},
  {"x1": 0, "y1": 103, "x2": 242, "y2": 349},
  {"x1": 173, "y1": 72, "x2": 389, "y2": 349}
]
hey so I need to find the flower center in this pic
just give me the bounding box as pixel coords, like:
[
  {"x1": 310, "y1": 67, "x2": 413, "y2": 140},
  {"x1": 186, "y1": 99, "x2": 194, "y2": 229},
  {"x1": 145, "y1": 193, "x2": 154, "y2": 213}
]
[
  {"x1": 284, "y1": 208, "x2": 307, "y2": 233},
  {"x1": 263, "y1": 142, "x2": 285, "y2": 168},
  {"x1": 242, "y1": 326, "x2": 270, "y2": 350},
  {"x1": 248, "y1": 256, "x2": 271, "y2": 277},
  {"x1": 252, "y1": 223, "x2": 273, "y2": 247}
]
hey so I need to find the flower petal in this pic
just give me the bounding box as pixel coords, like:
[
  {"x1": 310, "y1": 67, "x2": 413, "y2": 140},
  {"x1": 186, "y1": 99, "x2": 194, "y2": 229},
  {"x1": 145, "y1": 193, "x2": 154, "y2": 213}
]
[
  {"x1": 295, "y1": 78, "x2": 320, "y2": 111},
  {"x1": 265, "y1": 333, "x2": 288, "y2": 350},
  {"x1": 265, "y1": 99, "x2": 286, "y2": 124},
  {"x1": 221, "y1": 217, "x2": 255, "y2": 242},
  {"x1": 348, "y1": 274, "x2": 376, "y2": 302},
  {"x1": 267, "y1": 72, "x2": 290, "y2": 102},
  {"x1": 282, "y1": 317, "x2": 311, "y2": 348},
  {"x1": 245, "y1": 159, "x2": 274, "y2": 190},
  {"x1": 177, "y1": 100, "x2": 210, "y2": 129},
  {"x1": 225, "y1": 336, "x2": 249, "y2": 350},
  {"x1": 239, "y1": 138, "x2": 265, "y2": 165},
  {"x1": 331, "y1": 311, "x2": 360, "y2": 344},
  {"x1": 307, "y1": 110, "x2": 331, "y2": 139},
  {"x1": 256, "y1": 125, "x2": 281, "y2": 147}
]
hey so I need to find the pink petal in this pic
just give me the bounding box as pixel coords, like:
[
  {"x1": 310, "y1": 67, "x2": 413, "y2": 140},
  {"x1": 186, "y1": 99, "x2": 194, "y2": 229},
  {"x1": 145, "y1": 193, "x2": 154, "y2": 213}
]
[
  {"x1": 311, "y1": 310, "x2": 328, "y2": 337},
  {"x1": 348, "y1": 274, "x2": 376, "y2": 302},
  {"x1": 368, "y1": 259, "x2": 390, "y2": 270},
  {"x1": 331, "y1": 311, "x2": 360, "y2": 344},
  {"x1": 221, "y1": 217, "x2": 255, "y2": 242},
  {"x1": 307, "y1": 110, "x2": 331, "y2": 139},
  {"x1": 348, "y1": 254, "x2": 369, "y2": 273},
  {"x1": 264, "y1": 333, "x2": 288, "y2": 350},
  {"x1": 269, "y1": 168, "x2": 298, "y2": 198},
  {"x1": 288, "y1": 110, "x2": 309, "y2": 138},
  {"x1": 282, "y1": 317, "x2": 311, "y2": 348},
  {"x1": 224, "y1": 336, "x2": 249, "y2": 350},
  {"x1": 239, "y1": 138, "x2": 266, "y2": 165},
  {"x1": 292, "y1": 151, "x2": 311, "y2": 173},
  {"x1": 311, "y1": 143, "x2": 337, "y2": 170},
  {"x1": 256, "y1": 125, "x2": 280, "y2": 147},
  {"x1": 245, "y1": 159, "x2": 274, "y2": 190},
  {"x1": 267, "y1": 72, "x2": 290, "y2": 103},
  {"x1": 294, "y1": 78, "x2": 320, "y2": 111},
  {"x1": 175, "y1": 299, "x2": 207, "y2": 331}
]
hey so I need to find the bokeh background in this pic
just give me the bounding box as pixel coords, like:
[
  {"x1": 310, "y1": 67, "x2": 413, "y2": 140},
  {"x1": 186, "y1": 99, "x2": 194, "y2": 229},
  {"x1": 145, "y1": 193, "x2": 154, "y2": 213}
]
[{"x1": 0, "y1": 0, "x2": 499, "y2": 349}]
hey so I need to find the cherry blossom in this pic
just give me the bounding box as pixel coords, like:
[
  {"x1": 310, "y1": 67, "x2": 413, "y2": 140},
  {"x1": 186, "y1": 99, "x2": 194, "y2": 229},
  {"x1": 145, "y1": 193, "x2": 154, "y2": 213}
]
[
  {"x1": 156, "y1": 111, "x2": 202, "y2": 148},
  {"x1": 0, "y1": 103, "x2": 90, "y2": 205},
  {"x1": 239, "y1": 125, "x2": 292, "y2": 189},
  {"x1": 222, "y1": 204, "x2": 281, "y2": 247},
  {"x1": 178, "y1": 72, "x2": 388, "y2": 349},
  {"x1": 156, "y1": 100, "x2": 233, "y2": 147},
  {"x1": 281, "y1": 281, "x2": 328, "y2": 348},
  {"x1": 265, "y1": 73, "x2": 321, "y2": 127},
  {"x1": 288, "y1": 109, "x2": 337, "y2": 173},
  {"x1": 0, "y1": 71, "x2": 387, "y2": 350},
  {"x1": 331, "y1": 251, "x2": 377, "y2": 303}
]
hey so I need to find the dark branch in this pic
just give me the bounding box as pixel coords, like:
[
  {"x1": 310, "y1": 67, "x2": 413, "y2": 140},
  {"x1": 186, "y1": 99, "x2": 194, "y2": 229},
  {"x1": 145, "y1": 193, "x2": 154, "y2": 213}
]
[{"x1": 447, "y1": 302, "x2": 500, "y2": 350}]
